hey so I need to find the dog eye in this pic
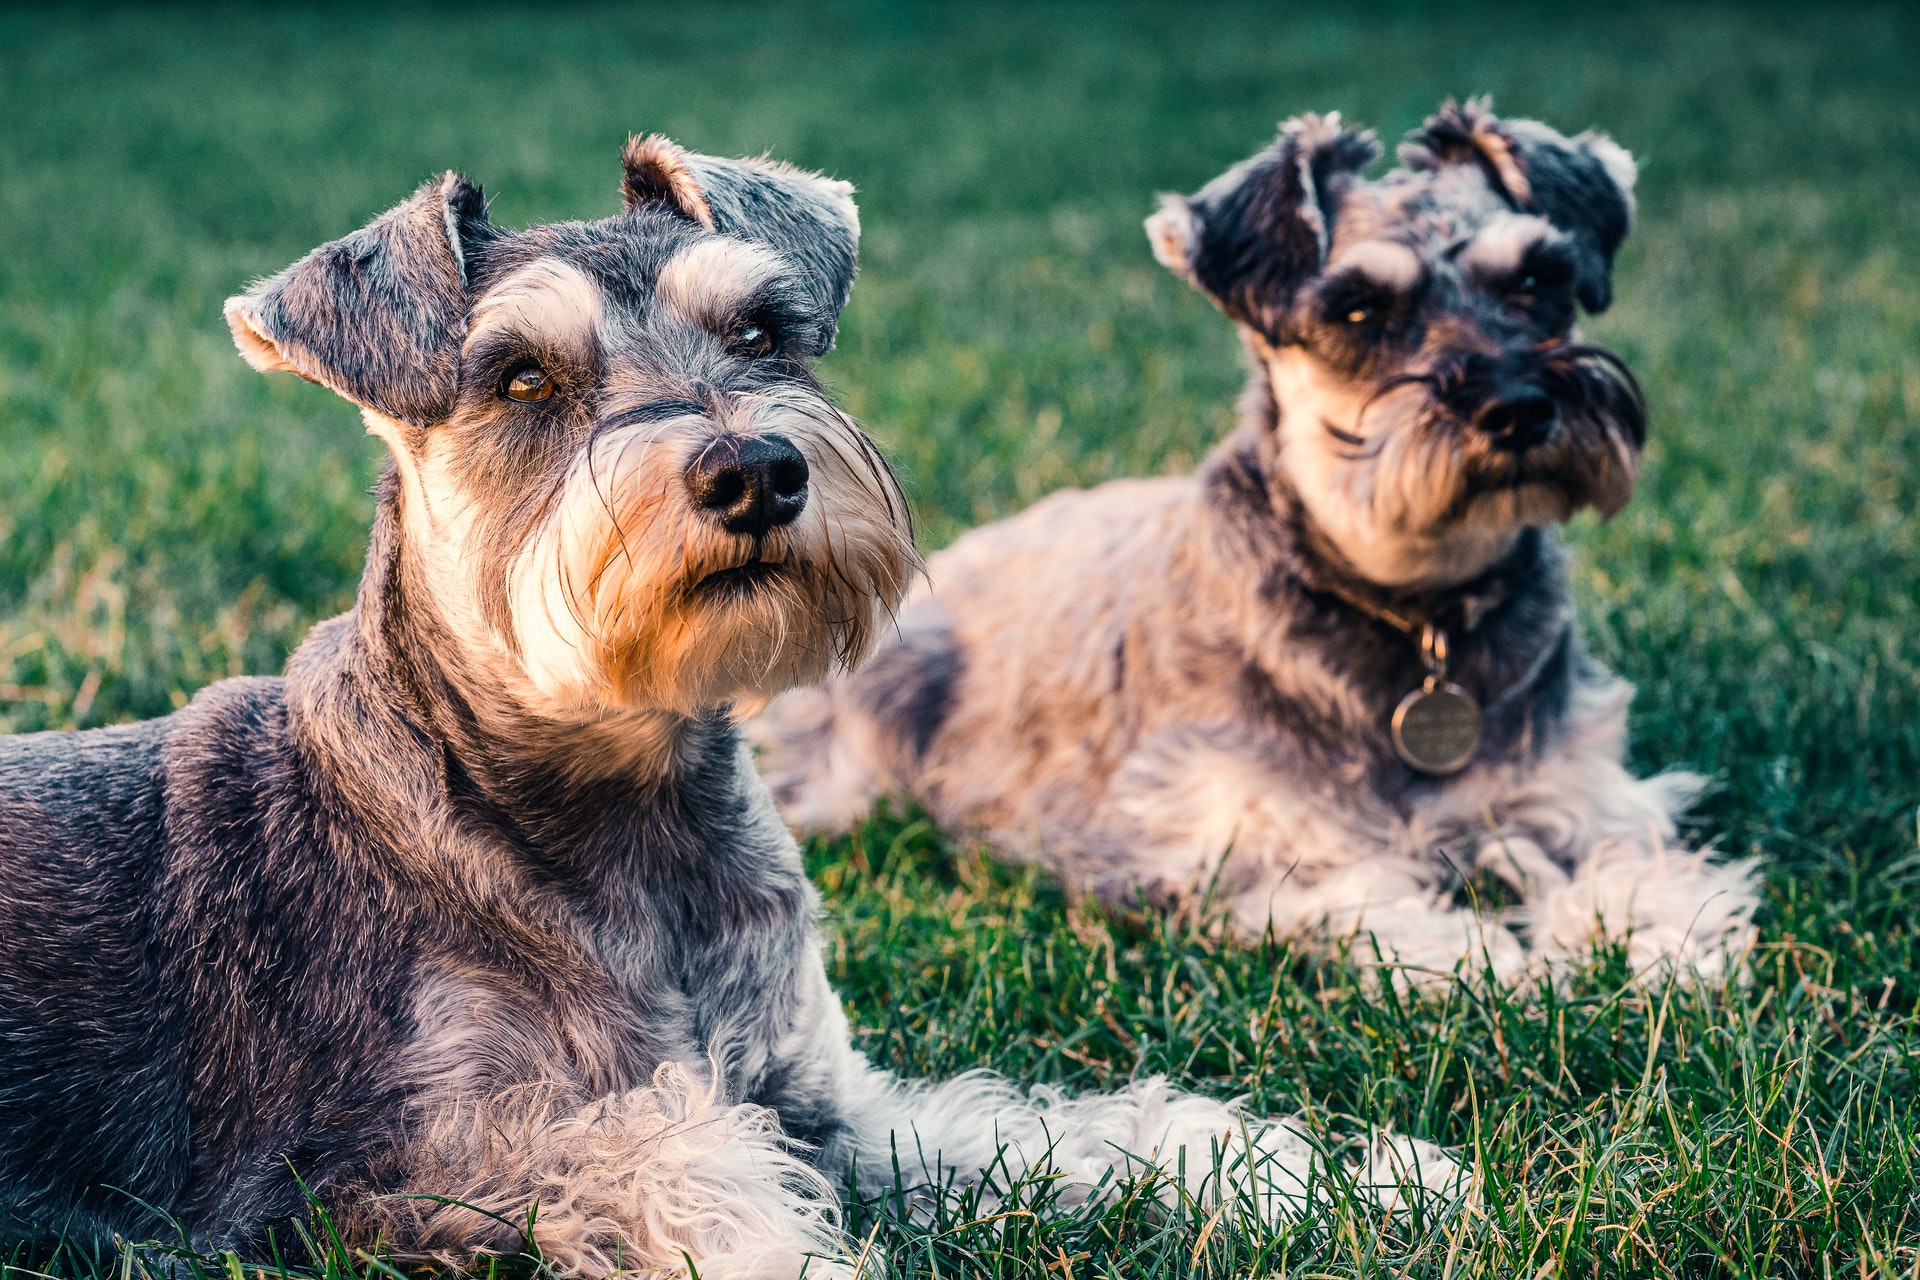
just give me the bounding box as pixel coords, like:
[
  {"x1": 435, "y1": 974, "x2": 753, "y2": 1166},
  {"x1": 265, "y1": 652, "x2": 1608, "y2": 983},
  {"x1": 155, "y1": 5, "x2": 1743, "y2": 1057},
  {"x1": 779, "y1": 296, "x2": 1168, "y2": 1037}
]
[
  {"x1": 1508, "y1": 257, "x2": 1571, "y2": 299},
  {"x1": 500, "y1": 364, "x2": 554, "y2": 403},
  {"x1": 1346, "y1": 307, "x2": 1373, "y2": 324},
  {"x1": 728, "y1": 323, "x2": 778, "y2": 360}
]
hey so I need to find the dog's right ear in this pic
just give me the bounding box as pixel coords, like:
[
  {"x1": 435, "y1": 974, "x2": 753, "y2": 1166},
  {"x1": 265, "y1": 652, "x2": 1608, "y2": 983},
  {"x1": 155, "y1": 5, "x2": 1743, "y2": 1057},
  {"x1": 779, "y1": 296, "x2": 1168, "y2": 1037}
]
[
  {"x1": 225, "y1": 172, "x2": 490, "y2": 427},
  {"x1": 1399, "y1": 99, "x2": 1637, "y2": 313},
  {"x1": 623, "y1": 135, "x2": 860, "y2": 355},
  {"x1": 1146, "y1": 112, "x2": 1379, "y2": 339}
]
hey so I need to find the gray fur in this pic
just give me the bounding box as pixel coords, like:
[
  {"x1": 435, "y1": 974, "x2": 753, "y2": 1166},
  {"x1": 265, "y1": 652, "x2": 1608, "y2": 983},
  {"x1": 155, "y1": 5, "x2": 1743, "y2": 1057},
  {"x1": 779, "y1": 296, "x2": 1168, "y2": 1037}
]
[{"x1": 759, "y1": 101, "x2": 1758, "y2": 983}]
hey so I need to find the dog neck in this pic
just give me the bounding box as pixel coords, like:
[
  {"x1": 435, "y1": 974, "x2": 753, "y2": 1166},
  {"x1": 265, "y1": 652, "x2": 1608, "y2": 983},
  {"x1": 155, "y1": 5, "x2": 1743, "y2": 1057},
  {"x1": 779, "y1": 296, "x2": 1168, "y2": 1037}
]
[
  {"x1": 281, "y1": 474, "x2": 750, "y2": 880},
  {"x1": 1224, "y1": 370, "x2": 1559, "y2": 624},
  {"x1": 1282, "y1": 476, "x2": 1530, "y2": 643},
  {"x1": 1195, "y1": 400, "x2": 1579, "y2": 772}
]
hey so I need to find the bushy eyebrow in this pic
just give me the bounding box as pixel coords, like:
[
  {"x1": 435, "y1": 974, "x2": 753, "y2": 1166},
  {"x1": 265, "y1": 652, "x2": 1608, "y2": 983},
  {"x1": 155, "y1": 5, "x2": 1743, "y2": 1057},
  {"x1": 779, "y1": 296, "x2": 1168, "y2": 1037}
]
[
  {"x1": 654, "y1": 237, "x2": 809, "y2": 335},
  {"x1": 1459, "y1": 213, "x2": 1570, "y2": 280},
  {"x1": 1325, "y1": 240, "x2": 1425, "y2": 292},
  {"x1": 466, "y1": 258, "x2": 603, "y2": 352}
]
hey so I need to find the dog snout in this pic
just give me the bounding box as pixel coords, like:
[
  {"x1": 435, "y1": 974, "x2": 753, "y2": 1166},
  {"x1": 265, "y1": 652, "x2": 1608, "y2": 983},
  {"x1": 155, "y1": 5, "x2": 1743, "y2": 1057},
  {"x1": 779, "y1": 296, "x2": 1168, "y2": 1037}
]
[
  {"x1": 1474, "y1": 384, "x2": 1557, "y2": 450},
  {"x1": 686, "y1": 434, "x2": 810, "y2": 536}
]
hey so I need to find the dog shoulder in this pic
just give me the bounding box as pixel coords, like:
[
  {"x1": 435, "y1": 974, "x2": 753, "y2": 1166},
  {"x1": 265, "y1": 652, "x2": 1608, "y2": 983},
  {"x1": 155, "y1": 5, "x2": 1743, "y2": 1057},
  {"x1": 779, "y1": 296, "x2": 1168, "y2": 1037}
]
[
  {"x1": 0, "y1": 683, "x2": 280, "y2": 880},
  {"x1": 0, "y1": 713, "x2": 173, "y2": 829}
]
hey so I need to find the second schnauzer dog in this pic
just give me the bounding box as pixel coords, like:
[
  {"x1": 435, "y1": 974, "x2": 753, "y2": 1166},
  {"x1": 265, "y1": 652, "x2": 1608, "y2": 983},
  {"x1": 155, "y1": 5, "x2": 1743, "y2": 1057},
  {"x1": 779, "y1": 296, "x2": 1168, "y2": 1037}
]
[
  {"x1": 0, "y1": 139, "x2": 1452, "y2": 1278},
  {"x1": 759, "y1": 101, "x2": 1759, "y2": 982}
]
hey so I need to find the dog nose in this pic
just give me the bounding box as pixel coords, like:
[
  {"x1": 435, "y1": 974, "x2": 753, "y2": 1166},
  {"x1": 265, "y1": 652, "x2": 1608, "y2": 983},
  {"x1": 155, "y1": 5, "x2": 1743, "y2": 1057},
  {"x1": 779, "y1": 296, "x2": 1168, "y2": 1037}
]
[
  {"x1": 1476, "y1": 386, "x2": 1557, "y2": 450},
  {"x1": 686, "y1": 435, "x2": 810, "y2": 536}
]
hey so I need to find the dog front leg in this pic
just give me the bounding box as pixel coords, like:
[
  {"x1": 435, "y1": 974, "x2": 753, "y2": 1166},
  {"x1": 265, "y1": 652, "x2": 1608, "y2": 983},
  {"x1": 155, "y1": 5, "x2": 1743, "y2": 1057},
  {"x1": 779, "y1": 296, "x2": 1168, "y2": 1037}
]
[
  {"x1": 824, "y1": 1060, "x2": 1327, "y2": 1219},
  {"x1": 818, "y1": 1056, "x2": 1465, "y2": 1231},
  {"x1": 1106, "y1": 728, "x2": 1527, "y2": 983},
  {"x1": 762, "y1": 960, "x2": 1316, "y2": 1213},
  {"x1": 1471, "y1": 705, "x2": 1759, "y2": 981},
  {"x1": 1522, "y1": 837, "x2": 1760, "y2": 980},
  {"x1": 760, "y1": 924, "x2": 1462, "y2": 1229},
  {"x1": 361, "y1": 1066, "x2": 863, "y2": 1280},
  {"x1": 1241, "y1": 855, "x2": 1530, "y2": 986}
]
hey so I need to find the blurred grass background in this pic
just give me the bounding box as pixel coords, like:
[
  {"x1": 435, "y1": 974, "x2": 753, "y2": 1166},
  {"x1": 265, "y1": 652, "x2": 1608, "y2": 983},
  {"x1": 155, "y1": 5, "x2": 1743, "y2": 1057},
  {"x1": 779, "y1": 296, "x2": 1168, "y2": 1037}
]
[{"x1": 2, "y1": 2, "x2": 1918, "y2": 1275}]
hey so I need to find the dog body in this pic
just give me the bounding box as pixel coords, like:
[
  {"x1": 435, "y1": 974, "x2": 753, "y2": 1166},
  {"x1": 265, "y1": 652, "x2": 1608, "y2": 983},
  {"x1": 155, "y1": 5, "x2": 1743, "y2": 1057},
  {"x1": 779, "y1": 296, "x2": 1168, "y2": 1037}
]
[
  {"x1": 0, "y1": 142, "x2": 1422, "y2": 1276},
  {"x1": 0, "y1": 649, "x2": 826, "y2": 1251},
  {"x1": 758, "y1": 103, "x2": 1759, "y2": 981}
]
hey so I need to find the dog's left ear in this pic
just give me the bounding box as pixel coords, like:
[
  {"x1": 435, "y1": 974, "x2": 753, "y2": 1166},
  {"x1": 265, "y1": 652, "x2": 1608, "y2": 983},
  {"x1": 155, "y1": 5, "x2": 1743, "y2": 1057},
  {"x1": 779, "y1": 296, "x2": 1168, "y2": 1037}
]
[
  {"x1": 623, "y1": 135, "x2": 860, "y2": 355},
  {"x1": 225, "y1": 172, "x2": 491, "y2": 427},
  {"x1": 1400, "y1": 97, "x2": 1637, "y2": 313},
  {"x1": 1146, "y1": 112, "x2": 1381, "y2": 339}
]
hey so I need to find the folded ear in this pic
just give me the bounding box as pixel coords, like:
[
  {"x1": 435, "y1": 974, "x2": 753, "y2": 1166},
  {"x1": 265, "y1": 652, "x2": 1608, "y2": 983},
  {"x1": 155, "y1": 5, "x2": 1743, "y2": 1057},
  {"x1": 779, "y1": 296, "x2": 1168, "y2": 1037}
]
[
  {"x1": 620, "y1": 134, "x2": 717, "y2": 228},
  {"x1": 1400, "y1": 97, "x2": 1636, "y2": 313},
  {"x1": 224, "y1": 173, "x2": 490, "y2": 426},
  {"x1": 1145, "y1": 112, "x2": 1380, "y2": 339},
  {"x1": 623, "y1": 135, "x2": 860, "y2": 355}
]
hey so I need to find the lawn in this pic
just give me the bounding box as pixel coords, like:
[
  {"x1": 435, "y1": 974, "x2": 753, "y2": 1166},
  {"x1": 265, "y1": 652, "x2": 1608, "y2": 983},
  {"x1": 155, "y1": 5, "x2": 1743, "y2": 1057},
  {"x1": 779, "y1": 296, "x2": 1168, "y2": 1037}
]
[{"x1": 2, "y1": 2, "x2": 1918, "y2": 1276}]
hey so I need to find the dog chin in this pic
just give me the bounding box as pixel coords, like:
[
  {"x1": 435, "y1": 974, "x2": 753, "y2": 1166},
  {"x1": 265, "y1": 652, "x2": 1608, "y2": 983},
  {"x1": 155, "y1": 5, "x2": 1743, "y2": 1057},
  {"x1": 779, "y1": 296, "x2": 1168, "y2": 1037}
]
[
  {"x1": 588, "y1": 573, "x2": 840, "y2": 717},
  {"x1": 1455, "y1": 480, "x2": 1581, "y2": 529},
  {"x1": 1454, "y1": 433, "x2": 1641, "y2": 531}
]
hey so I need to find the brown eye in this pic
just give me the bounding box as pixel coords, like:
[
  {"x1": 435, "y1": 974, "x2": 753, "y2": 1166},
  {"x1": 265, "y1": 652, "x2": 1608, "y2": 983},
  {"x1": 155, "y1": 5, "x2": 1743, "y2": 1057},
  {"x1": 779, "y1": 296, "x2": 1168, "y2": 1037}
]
[
  {"x1": 729, "y1": 323, "x2": 777, "y2": 360},
  {"x1": 501, "y1": 364, "x2": 554, "y2": 403},
  {"x1": 1346, "y1": 307, "x2": 1372, "y2": 324}
]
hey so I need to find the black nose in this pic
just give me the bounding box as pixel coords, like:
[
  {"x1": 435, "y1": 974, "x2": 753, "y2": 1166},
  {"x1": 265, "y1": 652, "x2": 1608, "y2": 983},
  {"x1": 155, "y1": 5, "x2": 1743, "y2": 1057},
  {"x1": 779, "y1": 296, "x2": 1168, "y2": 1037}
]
[
  {"x1": 686, "y1": 435, "x2": 809, "y2": 536},
  {"x1": 1476, "y1": 386, "x2": 1557, "y2": 450}
]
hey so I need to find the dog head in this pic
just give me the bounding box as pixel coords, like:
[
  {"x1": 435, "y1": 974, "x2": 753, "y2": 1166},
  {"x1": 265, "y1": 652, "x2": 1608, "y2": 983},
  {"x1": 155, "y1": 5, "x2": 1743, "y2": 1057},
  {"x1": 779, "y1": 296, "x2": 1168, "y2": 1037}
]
[
  {"x1": 227, "y1": 137, "x2": 914, "y2": 719},
  {"x1": 1148, "y1": 99, "x2": 1643, "y2": 589}
]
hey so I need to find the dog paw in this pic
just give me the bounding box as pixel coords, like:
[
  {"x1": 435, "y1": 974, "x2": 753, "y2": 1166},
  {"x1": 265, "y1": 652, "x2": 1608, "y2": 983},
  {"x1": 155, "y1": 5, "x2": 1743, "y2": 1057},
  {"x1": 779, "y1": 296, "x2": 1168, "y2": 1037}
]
[
  {"x1": 681, "y1": 1246, "x2": 883, "y2": 1280},
  {"x1": 1330, "y1": 897, "x2": 1529, "y2": 989},
  {"x1": 1527, "y1": 839, "x2": 1760, "y2": 982},
  {"x1": 1352, "y1": 1131, "x2": 1469, "y2": 1214}
]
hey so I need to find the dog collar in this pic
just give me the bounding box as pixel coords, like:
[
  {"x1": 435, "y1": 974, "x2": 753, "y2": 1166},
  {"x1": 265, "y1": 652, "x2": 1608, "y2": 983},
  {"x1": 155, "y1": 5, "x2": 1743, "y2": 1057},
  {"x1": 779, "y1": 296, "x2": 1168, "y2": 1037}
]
[{"x1": 1313, "y1": 580, "x2": 1486, "y2": 777}]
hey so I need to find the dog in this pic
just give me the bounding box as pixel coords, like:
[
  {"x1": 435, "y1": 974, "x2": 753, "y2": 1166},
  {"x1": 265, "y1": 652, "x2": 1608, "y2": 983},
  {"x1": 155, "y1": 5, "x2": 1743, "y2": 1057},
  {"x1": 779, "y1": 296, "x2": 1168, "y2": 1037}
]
[
  {"x1": 0, "y1": 137, "x2": 1454, "y2": 1278},
  {"x1": 756, "y1": 101, "x2": 1759, "y2": 984}
]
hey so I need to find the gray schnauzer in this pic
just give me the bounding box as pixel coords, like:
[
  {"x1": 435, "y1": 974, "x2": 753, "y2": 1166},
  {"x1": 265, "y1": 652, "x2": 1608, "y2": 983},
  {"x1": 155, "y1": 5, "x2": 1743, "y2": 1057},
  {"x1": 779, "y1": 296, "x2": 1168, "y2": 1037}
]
[
  {"x1": 758, "y1": 101, "x2": 1758, "y2": 983},
  {"x1": 0, "y1": 138, "x2": 1452, "y2": 1278}
]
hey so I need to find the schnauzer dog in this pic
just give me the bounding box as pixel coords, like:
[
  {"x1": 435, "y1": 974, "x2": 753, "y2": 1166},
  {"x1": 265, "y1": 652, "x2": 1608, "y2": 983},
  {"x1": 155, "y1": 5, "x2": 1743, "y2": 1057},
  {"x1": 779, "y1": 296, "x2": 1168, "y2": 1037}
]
[
  {"x1": 758, "y1": 101, "x2": 1759, "y2": 983},
  {"x1": 0, "y1": 139, "x2": 1450, "y2": 1278}
]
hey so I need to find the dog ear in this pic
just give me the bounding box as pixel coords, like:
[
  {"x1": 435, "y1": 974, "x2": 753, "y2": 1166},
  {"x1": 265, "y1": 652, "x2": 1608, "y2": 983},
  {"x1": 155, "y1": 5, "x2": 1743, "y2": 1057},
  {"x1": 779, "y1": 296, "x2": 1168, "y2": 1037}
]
[
  {"x1": 621, "y1": 134, "x2": 717, "y2": 228},
  {"x1": 225, "y1": 172, "x2": 490, "y2": 426},
  {"x1": 623, "y1": 136, "x2": 860, "y2": 355},
  {"x1": 1145, "y1": 112, "x2": 1380, "y2": 339},
  {"x1": 1400, "y1": 97, "x2": 1636, "y2": 313}
]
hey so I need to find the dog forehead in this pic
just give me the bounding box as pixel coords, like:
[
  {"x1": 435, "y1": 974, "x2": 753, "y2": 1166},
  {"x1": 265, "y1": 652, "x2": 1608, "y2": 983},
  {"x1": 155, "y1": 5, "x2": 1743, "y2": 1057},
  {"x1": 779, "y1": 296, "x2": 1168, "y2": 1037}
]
[
  {"x1": 469, "y1": 211, "x2": 688, "y2": 313},
  {"x1": 1337, "y1": 164, "x2": 1508, "y2": 243},
  {"x1": 469, "y1": 256, "x2": 604, "y2": 347},
  {"x1": 1331, "y1": 163, "x2": 1553, "y2": 272},
  {"x1": 474, "y1": 213, "x2": 801, "y2": 337}
]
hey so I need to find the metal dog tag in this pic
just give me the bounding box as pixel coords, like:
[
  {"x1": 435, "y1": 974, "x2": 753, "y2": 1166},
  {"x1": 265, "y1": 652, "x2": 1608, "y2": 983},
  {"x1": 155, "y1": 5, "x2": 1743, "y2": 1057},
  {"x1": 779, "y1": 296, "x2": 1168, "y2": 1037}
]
[
  {"x1": 1392, "y1": 678, "x2": 1482, "y2": 775},
  {"x1": 1390, "y1": 624, "x2": 1479, "y2": 775}
]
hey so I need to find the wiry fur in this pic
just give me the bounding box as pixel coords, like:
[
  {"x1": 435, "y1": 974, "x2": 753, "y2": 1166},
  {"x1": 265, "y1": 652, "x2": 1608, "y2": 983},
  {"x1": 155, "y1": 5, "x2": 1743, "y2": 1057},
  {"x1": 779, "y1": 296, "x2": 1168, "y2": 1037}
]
[
  {"x1": 0, "y1": 141, "x2": 1456, "y2": 1277},
  {"x1": 757, "y1": 102, "x2": 1759, "y2": 985},
  {"x1": 343, "y1": 1069, "x2": 850, "y2": 1279}
]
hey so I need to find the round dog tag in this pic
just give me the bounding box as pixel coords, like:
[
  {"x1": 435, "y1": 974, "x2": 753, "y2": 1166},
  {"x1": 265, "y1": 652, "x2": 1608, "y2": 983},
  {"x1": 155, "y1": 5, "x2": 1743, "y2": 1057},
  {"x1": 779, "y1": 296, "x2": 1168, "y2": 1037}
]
[{"x1": 1391, "y1": 679, "x2": 1482, "y2": 776}]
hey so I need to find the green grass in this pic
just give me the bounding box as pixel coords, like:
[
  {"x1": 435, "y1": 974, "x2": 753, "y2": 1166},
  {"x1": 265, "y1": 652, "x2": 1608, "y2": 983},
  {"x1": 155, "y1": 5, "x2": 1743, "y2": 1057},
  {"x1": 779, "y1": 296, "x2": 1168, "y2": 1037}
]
[{"x1": 2, "y1": 2, "x2": 1918, "y2": 1275}]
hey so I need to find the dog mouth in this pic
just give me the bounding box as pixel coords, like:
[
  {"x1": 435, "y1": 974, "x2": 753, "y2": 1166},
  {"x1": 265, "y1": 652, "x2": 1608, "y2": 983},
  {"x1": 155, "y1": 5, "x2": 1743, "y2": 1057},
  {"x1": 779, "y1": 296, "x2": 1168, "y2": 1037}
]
[
  {"x1": 1442, "y1": 434, "x2": 1640, "y2": 525},
  {"x1": 694, "y1": 560, "x2": 787, "y2": 598}
]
